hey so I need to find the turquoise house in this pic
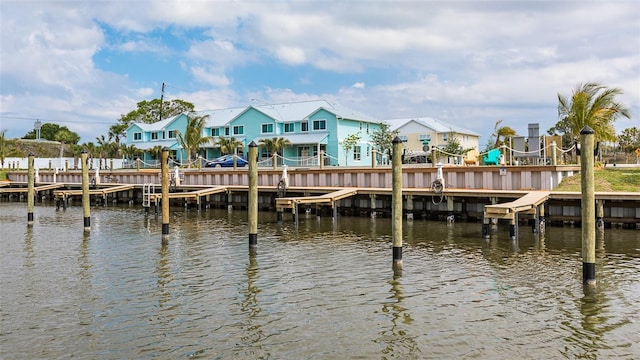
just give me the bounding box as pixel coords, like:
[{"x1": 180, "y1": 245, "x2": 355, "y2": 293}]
[{"x1": 125, "y1": 100, "x2": 381, "y2": 167}]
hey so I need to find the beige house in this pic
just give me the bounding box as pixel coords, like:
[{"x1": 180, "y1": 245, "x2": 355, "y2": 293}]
[{"x1": 386, "y1": 117, "x2": 480, "y2": 160}]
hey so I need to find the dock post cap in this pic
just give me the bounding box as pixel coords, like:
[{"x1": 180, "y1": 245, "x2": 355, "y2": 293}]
[
  {"x1": 392, "y1": 136, "x2": 403, "y2": 144},
  {"x1": 249, "y1": 141, "x2": 257, "y2": 147},
  {"x1": 580, "y1": 126, "x2": 595, "y2": 135},
  {"x1": 80, "y1": 149, "x2": 87, "y2": 154},
  {"x1": 28, "y1": 152, "x2": 34, "y2": 157}
]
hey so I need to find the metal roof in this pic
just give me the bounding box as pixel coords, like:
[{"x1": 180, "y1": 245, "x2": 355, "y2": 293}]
[
  {"x1": 387, "y1": 117, "x2": 480, "y2": 136},
  {"x1": 132, "y1": 140, "x2": 180, "y2": 150}
]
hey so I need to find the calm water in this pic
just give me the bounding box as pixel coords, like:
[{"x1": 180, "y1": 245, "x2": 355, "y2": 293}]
[{"x1": 1, "y1": 203, "x2": 639, "y2": 359}]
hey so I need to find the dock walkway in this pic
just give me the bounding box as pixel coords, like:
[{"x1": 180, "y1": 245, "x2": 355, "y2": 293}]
[{"x1": 483, "y1": 190, "x2": 551, "y2": 238}]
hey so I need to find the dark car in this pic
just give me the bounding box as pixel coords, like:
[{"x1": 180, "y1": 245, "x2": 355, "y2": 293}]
[{"x1": 205, "y1": 155, "x2": 248, "y2": 168}]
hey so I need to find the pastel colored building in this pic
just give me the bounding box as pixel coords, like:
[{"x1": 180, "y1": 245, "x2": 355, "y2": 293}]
[{"x1": 125, "y1": 100, "x2": 382, "y2": 167}]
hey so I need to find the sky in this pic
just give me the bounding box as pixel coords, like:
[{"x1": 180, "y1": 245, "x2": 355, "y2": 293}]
[{"x1": 1, "y1": 0, "x2": 639, "y2": 146}]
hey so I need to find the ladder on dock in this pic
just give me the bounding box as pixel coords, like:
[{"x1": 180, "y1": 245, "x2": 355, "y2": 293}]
[{"x1": 142, "y1": 183, "x2": 155, "y2": 208}]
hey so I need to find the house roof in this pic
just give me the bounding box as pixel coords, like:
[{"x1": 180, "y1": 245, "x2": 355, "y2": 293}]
[
  {"x1": 251, "y1": 132, "x2": 330, "y2": 145},
  {"x1": 387, "y1": 117, "x2": 480, "y2": 136},
  {"x1": 133, "y1": 140, "x2": 180, "y2": 150},
  {"x1": 198, "y1": 99, "x2": 377, "y2": 125}
]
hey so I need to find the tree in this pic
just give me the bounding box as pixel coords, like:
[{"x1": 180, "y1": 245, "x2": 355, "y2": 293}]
[
  {"x1": 546, "y1": 116, "x2": 574, "y2": 150},
  {"x1": 118, "y1": 99, "x2": 195, "y2": 128},
  {"x1": 0, "y1": 129, "x2": 11, "y2": 168},
  {"x1": 258, "y1": 137, "x2": 291, "y2": 156},
  {"x1": 176, "y1": 113, "x2": 211, "y2": 164},
  {"x1": 121, "y1": 144, "x2": 141, "y2": 162},
  {"x1": 341, "y1": 132, "x2": 361, "y2": 166},
  {"x1": 23, "y1": 123, "x2": 80, "y2": 144},
  {"x1": 217, "y1": 136, "x2": 244, "y2": 155},
  {"x1": 617, "y1": 127, "x2": 640, "y2": 154},
  {"x1": 490, "y1": 120, "x2": 517, "y2": 148},
  {"x1": 370, "y1": 122, "x2": 398, "y2": 156},
  {"x1": 558, "y1": 82, "x2": 630, "y2": 142},
  {"x1": 108, "y1": 122, "x2": 128, "y2": 148}
]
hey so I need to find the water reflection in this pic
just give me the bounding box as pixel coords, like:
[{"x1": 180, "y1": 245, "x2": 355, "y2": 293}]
[
  {"x1": 236, "y1": 253, "x2": 265, "y2": 357},
  {"x1": 376, "y1": 273, "x2": 420, "y2": 359}
]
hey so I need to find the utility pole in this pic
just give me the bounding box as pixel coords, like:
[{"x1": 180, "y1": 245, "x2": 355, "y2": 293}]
[{"x1": 159, "y1": 82, "x2": 165, "y2": 122}]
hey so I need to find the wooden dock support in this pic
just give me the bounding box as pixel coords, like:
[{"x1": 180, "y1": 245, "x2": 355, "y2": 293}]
[
  {"x1": 370, "y1": 194, "x2": 377, "y2": 219},
  {"x1": 81, "y1": 151, "x2": 90, "y2": 232},
  {"x1": 161, "y1": 148, "x2": 170, "y2": 238},
  {"x1": 248, "y1": 142, "x2": 258, "y2": 248},
  {"x1": 392, "y1": 137, "x2": 403, "y2": 267},
  {"x1": 27, "y1": 153, "x2": 34, "y2": 225},
  {"x1": 580, "y1": 126, "x2": 596, "y2": 285},
  {"x1": 406, "y1": 195, "x2": 413, "y2": 221}
]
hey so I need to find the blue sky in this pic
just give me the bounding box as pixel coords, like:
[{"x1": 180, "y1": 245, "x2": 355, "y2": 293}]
[{"x1": 1, "y1": 0, "x2": 639, "y2": 146}]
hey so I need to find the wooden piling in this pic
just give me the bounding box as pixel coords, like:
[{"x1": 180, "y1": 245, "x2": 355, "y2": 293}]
[
  {"x1": 406, "y1": 195, "x2": 414, "y2": 221},
  {"x1": 551, "y1": 141, "x2": 557, "y2": 166},
  {"x1": 371, "y1": 149, "x2": 377, "y2": 169},
  {"x1": 392, "y1": 137, "x2": 403, "y2": 267},
  {"x1": 370, "y1": 194, "x2": 377, "y2": 219},
  {"x1": 248, "y1": 141, "x2": 258, "y2": 248},
  {"x1": 319, "y1": 150, "x2": 324, "y2": 169},
  {"x1": 81, "y1": 151, "x2": 90, "y2": 232},
  {"x1": 27, "y1": 153, "x2": 34, "y2": 225},
  {"x1": 580, "y1": 126, "x2": 596, "y2": 285},
  {"x1": 161, "y1": 147, "x2": 169, "y2": 238}
]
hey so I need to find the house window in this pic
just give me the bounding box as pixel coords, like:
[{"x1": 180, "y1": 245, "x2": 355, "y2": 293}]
[
  {"x1": 233, "y1": 125, "x2": 244, "y2": 135},
  {"x1": 353, "y1": 146, "x2": 361, "y2": 161},
  {"x1": 301, "y1": 121, "x2": 309, "y2": 132},
  {"x1": 312, "y1": 119, "x2": 326, "y2": 130},
  {"x1": 359, "y1": 122, "x2": 362, "y2": 130},
  {"x1": 260, "y1": 148, "x2": 270, "y2": 158},
  {"x1": 284, "y1": 123, "x2": 295, "y2": 133},
  {"x1": 366, "y1": 123, "x2": 369, "y2": 134},
  {"x1": 212, "y1": 128, "x2": 219, "y2": 136},
  {"x1": 225, "y1": 127, "x2": 229, "y2": 136},
  {"x1": 168, "y1": 130, "x2": 176, "y2": 139},
  {"x1": 151, "y1": 132, "x2": 158, "y2": 140},
  {"x1": 398, "y1": 135, "x2": 408, "y2": 142},
  {"x1": 418, "y1": 134, "x2": 431, "y2": 141},
  {"x1": 442, "y1": 133, "x2": 448, "y2": 142},
  {"x1": 261, "y1": 123, "x2": 274, "y2": 134},
  {"x1": 133, "y1": 132, "x2": 142, "y2": 141},
  {"x1": 298, "y1": 146, "x2": 310, "y2": 157}
]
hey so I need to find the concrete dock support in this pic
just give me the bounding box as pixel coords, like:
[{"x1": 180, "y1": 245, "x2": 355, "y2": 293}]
[
  {"x1": 27, "y1": 153, "x2": 35, "y2": 225},
  {"x1": 391, "y1": 137, "x2": 403, "y2": 267},
  {"x1": 370, "y1": 194, "x2": 377, "y2": 219},
  {"x1": 248, "y1": 141, "x2": 258, "y2": 249},
  {"x1": 161, "y1": 148, "x2": 170, "y2": 238},
  {"x1": 580, "y1": 126, "x2": 596, "y2": 285},
  {"x1": 406, "y1": 195, "x2": 413, "y2": 221},
  {"x1": 81, "y1": 151, "x2": 90, "y2": 232}
]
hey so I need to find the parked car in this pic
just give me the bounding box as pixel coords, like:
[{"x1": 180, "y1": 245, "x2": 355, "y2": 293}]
[{"x1": 205, "y1": 155, "x2": 248, "y2": 168}]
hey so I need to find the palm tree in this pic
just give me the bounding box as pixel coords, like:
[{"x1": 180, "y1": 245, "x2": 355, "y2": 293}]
[
  {"x1": 108, "y1": 123, "x2": 128, "y2": 148},
  {"x1": 258, "y1": 137, "x2": 291, "y2": 156},
  {"x1": 217, "y1": 136, "x2": 244, "y2": 155},
  {"x1": 176, "y1": 113, "x2": 211, "y2": 165},
  {"x1": 491, "y1": 120, "x2": 517, "y2": 148},
  {"x1": 558, "y1": 82, "x2": 631, "y2": 142}
]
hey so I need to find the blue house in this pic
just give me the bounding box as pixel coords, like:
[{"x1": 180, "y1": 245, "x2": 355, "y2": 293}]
[{"x1": 125, "y1": 100, "x2": 381, "y2": 167}]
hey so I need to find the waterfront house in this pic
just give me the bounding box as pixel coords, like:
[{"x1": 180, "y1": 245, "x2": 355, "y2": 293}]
[
  {"x1": 126, "y1": 100, "x2": 381, "y2": 167},
  {"x1": 387, "y1": 117, "x2": 480, "y2": 163}
]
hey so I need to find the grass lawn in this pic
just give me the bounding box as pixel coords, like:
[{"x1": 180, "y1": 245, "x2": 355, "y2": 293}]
[{"x1": 554, "y1": 167, "x2": 640, "y2": 192}]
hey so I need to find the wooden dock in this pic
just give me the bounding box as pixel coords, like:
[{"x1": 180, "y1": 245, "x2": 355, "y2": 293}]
[
  {"x1": 484, "y1": 191, "x2": 551, "y2": 220},
  {"x1": 276, "y1": 187, "x2": 359, "y2": 209},
  {"x1": 0, "y1": 183, "x2": 65, "y2": 194}
]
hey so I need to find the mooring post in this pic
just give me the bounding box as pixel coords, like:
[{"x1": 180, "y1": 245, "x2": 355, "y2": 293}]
[
  {"x1": 596, "y1": 199, "x2": 604, "y2": 230},
  {"x1": 248, "y1": 141, "x2": 258, "y2": 249},
  {"x1": 580, "y1": 126, "x2": 596, "y2": 285},
  {"x1": 272, "y1": 153, "x2": 277, "y2": 170},
  {"x1": 406, "y1": 195, "x2": 413, "y2": 221},
  {"x1": 371, "y1": 149, "x2": 377, "y2": 169},
  {"x1": 370, "y1": 194, "x2": 377, "y2": 219},
  {"x1": 509, "y1": 213, "x2": 518, "y2": 240},
  {"x1": 319, "y1": 150, "x2": 325, "y2": 169},
  {"x1": 27, "y1": 153, "x2": 35, "y2": 226},
  {"x1": 551, "y1": 141, "x2": 557, "y2": 166},
  {"x1": 446, "y1": 196, "x2": 454, "y2": 223},
  {"x1": 391, "y1": 136, "x2": 403, "y2": 267},
  {"x1": 81, "y1": 150, "x2": 91, "y2": 232},
  {"x1": 161, "y1": 147, "x2": 170, "y2": 239}
]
